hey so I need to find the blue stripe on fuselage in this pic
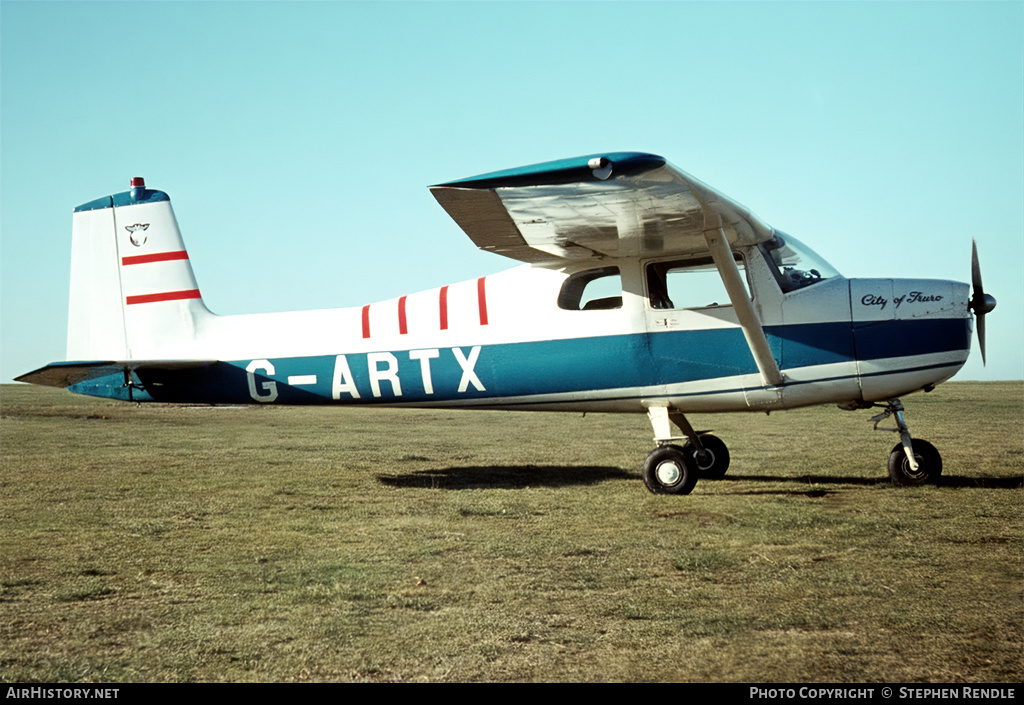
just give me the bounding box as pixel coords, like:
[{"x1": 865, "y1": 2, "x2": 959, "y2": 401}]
[
  {"x1": 123, "y1": 318, "x2": 969, "y2": 406},
  {"x1": 853, "y1": 317, "x2": 971, "y2": 361}
]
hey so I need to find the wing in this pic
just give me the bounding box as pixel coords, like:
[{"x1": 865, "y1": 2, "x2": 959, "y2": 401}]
[
  {"x1": 430, "y1": 152, "x2": 775, "y2": 263},
  {"x1": 432, "y1": 152, "x2": 785, "y2": 387}
]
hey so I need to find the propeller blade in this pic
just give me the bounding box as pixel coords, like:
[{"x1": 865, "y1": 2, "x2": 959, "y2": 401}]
[
  {"x1": 969, "y1": 239, "x2": 996, "y2": 365},
  {"x1": 977, "y1": 309, "x2": 987, "y2": 366},
  {"x1": 972, "y1": 239, "x2": 984, "y2": 298}
]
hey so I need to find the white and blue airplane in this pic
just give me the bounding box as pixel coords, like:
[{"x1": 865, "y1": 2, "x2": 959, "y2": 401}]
[{"x1": 17, "y1": 152, "x2": 996, "y2": 494}]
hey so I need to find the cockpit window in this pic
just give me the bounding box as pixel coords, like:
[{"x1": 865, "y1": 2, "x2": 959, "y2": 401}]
[
  {"x1": 558, "y1": 266, "x2": 622, "y2": 311},
  {"x1": 758, "y1": 232, "x2": 841, "y2": 293}
]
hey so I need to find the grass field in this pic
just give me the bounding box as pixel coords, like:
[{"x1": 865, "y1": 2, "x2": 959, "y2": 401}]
[{"x1": 1, "y1": 382, "x2": 1021, "y2": 683}]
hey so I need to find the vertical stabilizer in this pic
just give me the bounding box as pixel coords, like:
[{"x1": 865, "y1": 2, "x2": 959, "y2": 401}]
[{"x1": 66, "y1": 179, "x2": 213, "y2": 361}]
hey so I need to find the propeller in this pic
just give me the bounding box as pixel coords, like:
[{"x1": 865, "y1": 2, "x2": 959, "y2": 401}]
[{"x1": 969, "y1": 239, "x2": 997, "y2": 365}]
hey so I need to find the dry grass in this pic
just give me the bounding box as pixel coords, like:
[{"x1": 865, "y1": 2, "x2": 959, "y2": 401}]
[{"x1": 1, "y1": 382, "x2": 1020, "y2": 682}]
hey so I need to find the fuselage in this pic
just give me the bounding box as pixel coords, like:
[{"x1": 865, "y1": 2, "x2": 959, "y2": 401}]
[{"x1": 72, "y1": 237, "x2": 973, "y2": 413}]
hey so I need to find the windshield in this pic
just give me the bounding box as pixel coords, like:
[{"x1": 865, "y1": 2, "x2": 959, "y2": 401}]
[{"x1": 758, "y1": 231, "x2": 841, "y2": 292}]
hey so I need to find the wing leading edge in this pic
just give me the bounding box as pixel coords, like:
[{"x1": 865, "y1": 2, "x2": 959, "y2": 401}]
[{"x1": 430, "y1": 152, "x2": 775, "y2": 264}]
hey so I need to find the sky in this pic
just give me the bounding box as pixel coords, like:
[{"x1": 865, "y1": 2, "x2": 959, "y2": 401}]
[{"x1": 2, "y1": 1, "x2": 1022, "y2": 384}]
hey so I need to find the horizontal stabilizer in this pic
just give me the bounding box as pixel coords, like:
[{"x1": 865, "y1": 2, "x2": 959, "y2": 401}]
[{"x1": 15, "y1": 360, "x2": 217, "y2": 388}]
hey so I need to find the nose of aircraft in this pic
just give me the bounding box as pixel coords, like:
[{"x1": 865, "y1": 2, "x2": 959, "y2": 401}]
[{"x1": 849, "y1": 276, "x2": 973, "y2": 400}]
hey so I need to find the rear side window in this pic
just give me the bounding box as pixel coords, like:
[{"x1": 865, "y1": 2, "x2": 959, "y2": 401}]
[
  {"x1": 558, "y1": 267, "x2": 622, "y2": 311},
  {"x1": 646, "y1": 254, "x2": 747, "y2": 310}
]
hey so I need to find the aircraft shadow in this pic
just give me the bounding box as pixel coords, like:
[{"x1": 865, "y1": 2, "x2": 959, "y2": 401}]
[
  {"x1": 376, "y1": 465, "x2": 632, "y2": 490},
  {"x1": 377, "y1": 467, "x2": 1021, "y2": 492}
]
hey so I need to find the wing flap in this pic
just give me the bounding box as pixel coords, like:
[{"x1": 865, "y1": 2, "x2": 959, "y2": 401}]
[{"x1": 430, "y1": 187, "x2": 552, "y2": 263}]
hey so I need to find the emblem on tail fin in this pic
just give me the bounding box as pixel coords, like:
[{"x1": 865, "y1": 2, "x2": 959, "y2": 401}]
[{"x1": 125, "y1": 223, "x2": 149, "y2": 247}]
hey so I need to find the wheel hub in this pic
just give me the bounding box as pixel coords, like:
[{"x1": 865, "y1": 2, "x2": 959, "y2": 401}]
[
  {"x1": 695, "y1": 449, "x2": 715, "y2": 471},
  {"x1": 656, "y1": 460, "x2": 683, "y2": 486},
  {"x1": 903, "y1": 455, "x2": 926, "y2": 479}
]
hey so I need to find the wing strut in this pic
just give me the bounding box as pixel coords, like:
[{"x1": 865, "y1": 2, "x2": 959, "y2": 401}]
[
  {"x1": 666, "y1": 164, "x2": 784, "y2": 389},
  {"x1": 703, "y1": 227, "x2": 784, "y2": 387}
]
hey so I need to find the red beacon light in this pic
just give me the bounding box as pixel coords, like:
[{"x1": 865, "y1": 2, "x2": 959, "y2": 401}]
[{"x1": 129, "y1": 177, "x2": 146, "y2": 202}]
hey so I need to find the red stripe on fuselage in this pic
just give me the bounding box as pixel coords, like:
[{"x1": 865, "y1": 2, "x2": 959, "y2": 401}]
[
  {"x1": 477, "y1": 276, "x2": 488, "y2": 326},
  {"x1": 439, "y1": 286, "x2": 449, "y2": 330},
  {"x1": 121, "y1": 250, "x2": 189, "y2": 266},
  {"x1": 126, "y1": 289, "x2": 201, "y2": 305},
  {"x1": 362, "y1": 305, "x2": 371, "y2": 339},
  {"x1": 398, "y1": 296, "x2": 408, "y2": 335}
]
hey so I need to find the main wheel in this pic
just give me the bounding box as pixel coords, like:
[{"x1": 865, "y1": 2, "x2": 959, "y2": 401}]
[
  {"x1": 642, "y1": 445, "x2": 698, "y2": 495},
  {"x1": 887, "y1": 439, "x2": 943, "y2": 486},
  {"x1": 683, "y1": 434, "x2": 730, "y2": 479}
]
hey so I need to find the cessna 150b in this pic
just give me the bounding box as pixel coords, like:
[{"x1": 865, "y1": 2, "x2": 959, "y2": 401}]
[{"x1": 17, "y1": 152, "x2": 996, "y2": 494}]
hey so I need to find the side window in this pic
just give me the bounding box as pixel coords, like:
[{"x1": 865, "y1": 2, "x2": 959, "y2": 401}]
[
  {"x1": 558, "y1": 266, "x2": 622, "y2": 311},
  {"x1": 646, "y1": 254, "x2": 746, "y2": 310}
]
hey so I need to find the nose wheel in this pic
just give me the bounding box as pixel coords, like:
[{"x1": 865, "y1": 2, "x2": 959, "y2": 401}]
[
  {"x1": 887, "y1": 438, "x2": 942, "y2": 486},
  {"x1": 871, "y1": 399, "x2": 943, "y2": 486}
]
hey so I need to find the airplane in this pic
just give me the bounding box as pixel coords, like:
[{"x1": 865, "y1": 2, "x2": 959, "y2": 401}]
[{"x1": 16, "y1": 152, "x2": 997, "y2": 495}]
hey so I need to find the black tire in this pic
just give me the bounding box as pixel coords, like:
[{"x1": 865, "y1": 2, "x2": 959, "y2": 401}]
[
  {"x1": 887, "y1": 439, "x2": 943, "y2": 486},
  {"x1": 683, "y1": 434, "x2": 730, "y2": 479},
  {"x1": 642, "y1": 445, "x2": 698, "y2": 495}
]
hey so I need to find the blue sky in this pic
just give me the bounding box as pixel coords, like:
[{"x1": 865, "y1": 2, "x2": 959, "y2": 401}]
[{"x1": 2, "y1": 1, "x2": 1022, "y2": 383}]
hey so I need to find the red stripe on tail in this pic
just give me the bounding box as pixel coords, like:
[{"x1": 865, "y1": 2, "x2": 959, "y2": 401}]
[
  {"x1": 126, "y1": 289, "x2": 201, "y2": 305},
  {"x1": 121, "y1": 250, "x2": 190, "y2": 266}
]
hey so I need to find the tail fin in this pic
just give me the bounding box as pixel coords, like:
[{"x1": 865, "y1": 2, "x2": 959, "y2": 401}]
[{"x1": 67, "y1": 178, "x2": 213, "y2": 361}]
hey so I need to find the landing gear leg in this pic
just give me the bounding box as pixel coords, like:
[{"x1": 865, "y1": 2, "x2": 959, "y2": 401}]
[
  {"x1": 642, "y1": 407, "x2": 695, "y2": 494},
  {"x1": 869, "y1": 399, "x2": 943, "y2": 486},
  {"x1": 642, "y1": 408, "x2": 731, "y2": 494}
]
